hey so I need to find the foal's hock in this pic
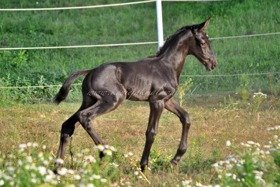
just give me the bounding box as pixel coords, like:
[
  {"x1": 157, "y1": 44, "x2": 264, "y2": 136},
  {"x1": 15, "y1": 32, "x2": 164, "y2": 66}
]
[{"x1": 54, "y1": 18, "x2": 217, "y2": 171}]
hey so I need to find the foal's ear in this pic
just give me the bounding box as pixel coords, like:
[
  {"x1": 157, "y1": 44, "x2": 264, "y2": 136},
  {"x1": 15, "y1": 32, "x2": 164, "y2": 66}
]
[{"x1": 197, "y1": 17, "x2": 210, "y2": 32}]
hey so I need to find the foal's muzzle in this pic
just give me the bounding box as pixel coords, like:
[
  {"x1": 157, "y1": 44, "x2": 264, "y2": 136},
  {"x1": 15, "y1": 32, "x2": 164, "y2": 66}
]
[{"x1": 206, "y1": 57, "x2": 217, "y2": 71}]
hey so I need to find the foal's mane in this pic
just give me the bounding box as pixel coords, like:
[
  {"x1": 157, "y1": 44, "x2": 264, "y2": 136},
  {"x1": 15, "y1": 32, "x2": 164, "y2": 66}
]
[{"x1": 156, "y1": 25, "x2": 195, "y2": 57}]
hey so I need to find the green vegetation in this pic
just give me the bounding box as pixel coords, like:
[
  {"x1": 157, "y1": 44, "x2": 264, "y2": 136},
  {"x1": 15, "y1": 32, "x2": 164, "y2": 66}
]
[
  {"x1": 0, "y1": 98, "x2": 280, "y2": 186},
  {"x1": 0, "y1": 1, "x2": 280, "y2": 185},
  {"x1": 0, "y1": 0, "x2": 280, "y2": 103}
]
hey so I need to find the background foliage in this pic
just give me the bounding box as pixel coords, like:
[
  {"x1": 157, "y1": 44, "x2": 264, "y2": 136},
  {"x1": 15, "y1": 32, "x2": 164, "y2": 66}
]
[{"x1": 0, "y1": 0, "x2": 279, "y2": 103}]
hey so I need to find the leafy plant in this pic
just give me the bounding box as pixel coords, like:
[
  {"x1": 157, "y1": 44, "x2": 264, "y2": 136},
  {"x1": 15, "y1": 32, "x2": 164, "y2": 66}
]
[
  {"x1": 177, "y1": 78, "x2": 193, "y2": 106},
  {"x1": 236, "y1": 74, "x2": 251, "y2": 101}
]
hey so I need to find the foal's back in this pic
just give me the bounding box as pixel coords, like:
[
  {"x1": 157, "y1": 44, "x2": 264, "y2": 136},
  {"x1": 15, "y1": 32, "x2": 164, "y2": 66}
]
[{"x1": 82, "y1": 56, "x2": 177, "y2": 101}]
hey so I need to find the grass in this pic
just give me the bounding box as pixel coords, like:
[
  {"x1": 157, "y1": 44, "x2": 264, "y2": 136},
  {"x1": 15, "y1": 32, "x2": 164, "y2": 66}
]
[
  {"x1": 0, "y1": 0, "x2": 280, "y2": 186},
  {"x1": 0, "y1": 0, "x2": 280, "y2": 103},
  {"x1": 0, "y1": 96, "x2": 280, "y2": 186}
]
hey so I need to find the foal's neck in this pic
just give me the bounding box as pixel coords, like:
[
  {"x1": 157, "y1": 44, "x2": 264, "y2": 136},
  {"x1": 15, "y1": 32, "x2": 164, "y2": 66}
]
[{"x1": 160, "y1": 42, "x2": 190, "y2": 79}]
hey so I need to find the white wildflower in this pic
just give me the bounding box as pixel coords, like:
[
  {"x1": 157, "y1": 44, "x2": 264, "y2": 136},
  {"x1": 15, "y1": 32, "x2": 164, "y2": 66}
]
[
  {"x1": 253, "y1": 92, "x2": 267, "y2": 99},
  {"x1": 267, "y1": 125, "x2": 280, "y2": 131},
  {"x1": 247, "y1": 141, "x2": 256, "y2": 145},
  {"x1": 45, "y1": 174, "x2": 56, "y2": 183},
  {"x1": 27, "y1": 142, "x2": 32, "y2": 147},
  {"x1": 0, "y1": 180, "x2": 4, "y2": 186},
  {"x1": 76, "y1": 153, "x2": 83, "y2": 158},
  {"x1": 225, "y1": 173, "x2": 232, "y2": 177},
  {"x1": 7, "y1": 166, "x2": 15, "y2": 172},
  {"x1": 18, "y1": 160, "x2": 23, "y2": 166},
  {"x1": 43, "y1": 160, "x2": 49, "y2": 166},
  {"x1": 57, "y1": 167, "x2": 68, "y2": 176},
  {"x1": 134, "y1": 171, "x2": 139, "y2": 176},
  {"x1": 182, "y1": 179, "x2": 192, "y2": 186},
  {"x1": 26, "y1": 156, "x2": 33, "y2": 163},
  {"x1": 124, "y1": 151, "x2": 134, "y2": 158},
  {"x1": 110, "y1": 162, "x2": 119, "y2": 167},
  {"x1": 109, "y1": 146, "x2": 117, "y2": 152},
  {"x1": 100, "y1": 178, "x2": 107, "y2": 183},
  {"x1": 73, "y1": 174, "x2": 81, "y2": 180},
  {"x1": 32, "y1": 142, "x2": 38, "y2": 147},
  {"x1": 19, "y1": 144, "x2": 27, "y2": 149},
  {"x1": 55, "y1": 158, "x2": 64, "y2": 165},
  {"x1": 65, "y1": 184, "x2": 75, "y2": 187},
  {"x1": 24, "y1": 165, "x2": 30, "y2": 170},
  {"x1": 212, "y1": 163, "x2": 219, "y2": 169},
  {"x1": 96, "y1": 145, "x2": 105, "y2": 151},
  {"x1": 38, "y1": 166, "x2": 47, "y2": 175},
  {"x1": 67, "y1": 169, "x2": 75, "y2": 175},
  {"x1": 92, "y1": 174, "x2": 101, "y2": 180},
  {"x1": 31, "y1": 178, "x2": 37, "y2": 184},
  {"x1": 226, "y1": 140, "x2": 232, "y2": 147},
  {"x1": 128, "y1": 152, "x2": 133, "y2": 156},
  {"x1": 84, "y1": 155, "x2": 96, "y2": 163},
  {"x1": 104, "y1": 149, "x2": 112, "y2": 156}
]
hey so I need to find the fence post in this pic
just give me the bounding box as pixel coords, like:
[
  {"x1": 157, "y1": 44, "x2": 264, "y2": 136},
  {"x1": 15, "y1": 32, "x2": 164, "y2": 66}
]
[{"x1": 156, "y1": 0, "x2": 164, "y2": 48}]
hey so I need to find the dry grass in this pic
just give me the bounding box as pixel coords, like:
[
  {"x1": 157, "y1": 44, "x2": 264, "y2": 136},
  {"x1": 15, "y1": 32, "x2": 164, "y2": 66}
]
[{"x1": 0, "y1": 97, "x2": 279, "y2": 185}]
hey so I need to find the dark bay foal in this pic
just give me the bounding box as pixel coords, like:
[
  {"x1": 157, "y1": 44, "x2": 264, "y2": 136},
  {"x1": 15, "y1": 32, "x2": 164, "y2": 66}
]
[{"x1": 54, "y1": 18, "x2": 217, "y2": 171}]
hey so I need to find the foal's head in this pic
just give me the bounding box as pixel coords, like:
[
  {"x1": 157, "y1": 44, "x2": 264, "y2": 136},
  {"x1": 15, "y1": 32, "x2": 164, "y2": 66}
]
[{"x1": 188, "y1": 19, "x2": 217, "y2": 71}]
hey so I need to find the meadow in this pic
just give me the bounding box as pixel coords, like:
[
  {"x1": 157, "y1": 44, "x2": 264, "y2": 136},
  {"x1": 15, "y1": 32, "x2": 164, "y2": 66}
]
[
  {"x1": 0, "y1": 0, "x2": 280, "y2": 186},
  {"x1": 0, "y1": 96, "x2": 280, "y2": 186}
]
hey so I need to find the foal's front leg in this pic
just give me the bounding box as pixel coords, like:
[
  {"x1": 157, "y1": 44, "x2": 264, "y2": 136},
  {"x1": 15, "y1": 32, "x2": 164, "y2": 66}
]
[
  {"x1": 165, "y1": 98, "x2": 191, "y2": 165},
  {"x1": 140, "y1": 100, "x2": 164, "y2": 171}
]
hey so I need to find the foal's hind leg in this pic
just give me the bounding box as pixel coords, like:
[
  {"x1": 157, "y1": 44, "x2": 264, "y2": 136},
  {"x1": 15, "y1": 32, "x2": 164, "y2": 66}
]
[
  {"x1": 56, "y1": 98, "x2": 95, "y2": 161},
  {"x1": 77, "y1": 95, "x2": 124, "y2": 158},
  {"x1": 56, "y1": 114, "x2": 78, "y2": 160},
  {"x1": 165, "y1": 98, "x2": 191, "y2": 165}
]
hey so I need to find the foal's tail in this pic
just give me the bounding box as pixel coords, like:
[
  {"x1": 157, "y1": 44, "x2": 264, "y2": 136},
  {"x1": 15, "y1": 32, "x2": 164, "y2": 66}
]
[{"x1": 54, "y1": 69, "x2": 91, "y2": 104}]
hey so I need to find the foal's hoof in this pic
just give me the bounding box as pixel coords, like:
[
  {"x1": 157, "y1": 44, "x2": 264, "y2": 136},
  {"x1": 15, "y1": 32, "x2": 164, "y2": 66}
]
[
  {"x1": 140, "y1": 165, "x2": 146, "y2": 172},
  {"x1": 53, "y1": 168, "x2": 59, "y2": 175},
  {"x1": 99, "y1": 151, "x2": 105, "y2": 159},
  {"x1": 171, "y1": 159, "x2": 178, "y2": 165}
]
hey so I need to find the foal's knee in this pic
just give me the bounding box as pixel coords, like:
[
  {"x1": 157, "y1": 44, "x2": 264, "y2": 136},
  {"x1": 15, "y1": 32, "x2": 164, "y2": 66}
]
[
  {"x1": 61, "y1": 122, "x2": 75, "y2": 136},
  {"x1": 145, "y1": 129, "x2": 157, "y2": 142},
  {"x1": 77, "y1": 111, "x2": 91, "y2": 125},
  {"x1": 180, "y1": 111, "x2": 191, "y2": 126}
]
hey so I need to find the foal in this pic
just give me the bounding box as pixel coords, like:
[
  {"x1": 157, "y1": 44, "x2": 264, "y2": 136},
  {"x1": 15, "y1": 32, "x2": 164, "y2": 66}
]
[{"x1": 54, "y1": 18, "x2": 217, "y2": 171}]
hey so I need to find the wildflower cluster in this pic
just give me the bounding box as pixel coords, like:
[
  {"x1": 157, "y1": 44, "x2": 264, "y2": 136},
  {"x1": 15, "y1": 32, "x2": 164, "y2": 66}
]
[
  {"x1": 252, "y1": 91, "x2": 268, "y2": 112},
  {"x1": 0, "y1": 143, "x2": 119, "y2": 186},
  {"x1": 212, "y1": 125, "x2": 280, "y2": 186},
  {"x1": 252, "y1": 92, "x2": 268, "y2": 99},
  {"x1": 0, "y1": 143, "x2": 58, "y2": 186},
  {"x1": 95, "y1": 144, "x2": 117, "y2": 157}
]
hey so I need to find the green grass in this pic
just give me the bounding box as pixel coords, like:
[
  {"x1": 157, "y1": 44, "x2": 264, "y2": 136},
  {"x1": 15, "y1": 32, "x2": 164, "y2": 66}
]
[
  {"x1": 0, "y1": 0, "x2": 280, "y2": 102},
  {"x1": 0, "y1": 97, "x2": 280, "y2": 186}
]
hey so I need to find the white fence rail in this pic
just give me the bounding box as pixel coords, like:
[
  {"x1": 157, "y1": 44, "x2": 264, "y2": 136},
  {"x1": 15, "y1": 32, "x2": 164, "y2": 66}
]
[
  {"x1": 0, "y1": 0, "x2": 225, "y2": 12},
  {"x1": 0, "y1": 0, "x2": 226, "y2": 49},
  {"x1": 1, "y1": 72, "x2": 279, "y2": 90},
  {"x1": 0, "y1": 0, "x2": 279, "y2": 91},
  {"x1": 0, "y1": 32, "x2": 279, "y2": 51}
]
